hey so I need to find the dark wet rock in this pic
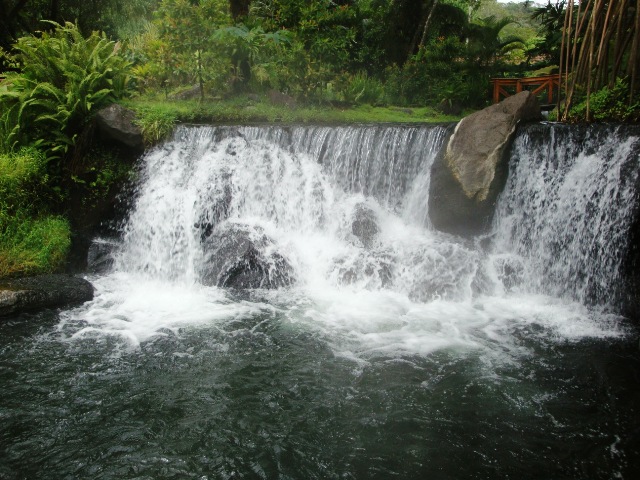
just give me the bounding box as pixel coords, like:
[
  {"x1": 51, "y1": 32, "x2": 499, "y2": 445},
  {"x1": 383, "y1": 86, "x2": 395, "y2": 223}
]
[
  {"x1": 429, "y1": 92, "x2": 541, "y2": 237},
  {"x1": 493, "y1": 256, "x2": 525, "y2": 292},
  {"x1": 471, "y1": 255, "x2": 526, "y2": 296},
  {"x1": 87, "y1": 238, "x2": 120, "y2": 274},
  {"x1": 351, "y1": 204, "x2": 379, "y2": 249},
  {"x1": 201, "y1": 223, "x2": 294, "y2": 289},
  {"x1": 0, "y1": 274, "x2": 94, "y2": 317},
  {"x1": 95, "y1": 104, "x2": 144, "y2": 150},
  {"x1": 194, "y1": 173, "x2": 233, "y2": 242}
]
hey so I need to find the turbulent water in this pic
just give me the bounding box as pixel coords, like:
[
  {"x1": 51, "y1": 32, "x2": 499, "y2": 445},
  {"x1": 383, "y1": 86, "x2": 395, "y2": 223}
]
[{"x1": 1, "y1": 123, "x2": 640, "y2": 479}]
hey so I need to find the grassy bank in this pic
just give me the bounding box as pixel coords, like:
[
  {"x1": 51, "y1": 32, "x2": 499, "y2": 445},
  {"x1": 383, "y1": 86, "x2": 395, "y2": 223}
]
[
  {"x1": 0, "y1": 149, "x2": 70, "y2": 277},
  {"x1": 125, "y1": 95, "x2": 466, "y2": 144}
]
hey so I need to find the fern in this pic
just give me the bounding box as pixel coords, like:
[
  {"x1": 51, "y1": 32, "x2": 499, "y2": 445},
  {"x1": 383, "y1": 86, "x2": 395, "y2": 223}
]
[{"x1": 0, "y1": 21, "x2": 134, "y2": 161}]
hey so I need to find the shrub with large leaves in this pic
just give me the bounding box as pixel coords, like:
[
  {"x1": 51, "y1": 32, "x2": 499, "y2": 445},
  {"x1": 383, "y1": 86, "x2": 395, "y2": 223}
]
[{"x1": 0, "y1": 21, "x2": 134, "y2": 159}]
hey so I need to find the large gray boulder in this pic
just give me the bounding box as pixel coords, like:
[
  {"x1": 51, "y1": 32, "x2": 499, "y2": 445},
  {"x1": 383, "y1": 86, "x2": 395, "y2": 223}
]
[
  {"x1": 429, "y1": 91, "x2": 541, "y2": 236},
  {"x1": 200, "y1": 223, "x2": 294, "y2": 289},
  {"x1": 0, "y1": 275, "x2": 94, "y2": 317},
  {"x1": 95, "y1": 104, "x2": 144, "y2": 150}
]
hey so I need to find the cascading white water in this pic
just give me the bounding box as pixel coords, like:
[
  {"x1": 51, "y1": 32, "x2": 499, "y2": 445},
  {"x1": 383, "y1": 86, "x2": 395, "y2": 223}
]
[
  {"x1": 117, "y1": 125, "x2": 469, "y2": 297},
  {"x1": 62, "y1": 123, "x2": 628, "y2": 352},
  {"x1": 490, "y1": 123, "x2": 640, "y2": 307}
]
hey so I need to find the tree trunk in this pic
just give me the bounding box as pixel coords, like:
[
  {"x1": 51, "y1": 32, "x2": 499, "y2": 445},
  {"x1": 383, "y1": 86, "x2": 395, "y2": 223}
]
[
  {"x1": 49, "y1": 0, "x2": 60, "y2": 23},
  {"x1": 557, "y1": 0, "x2": 571, "y2": 117},
  {"x1": 419, "y1": 0, "x2": 439, "y2": 50},
  {"x1": 586, "y1": 0, "x2": 601, "y2": 121},
  {"x1": 229, "y1": 0, "x2": 251, "y2": 21}
]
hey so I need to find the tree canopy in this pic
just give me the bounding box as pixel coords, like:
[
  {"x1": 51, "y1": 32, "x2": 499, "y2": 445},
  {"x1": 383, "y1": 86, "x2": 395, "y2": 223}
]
[{"x1": 0, "y1": 0, "x2": 637, "y2": 120}]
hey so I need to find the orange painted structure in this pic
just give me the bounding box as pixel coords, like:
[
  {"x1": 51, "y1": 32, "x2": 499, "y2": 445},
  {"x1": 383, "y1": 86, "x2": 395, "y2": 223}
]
[{"x1": 491, "y1": 74, "x2": 561, "y2": 104}]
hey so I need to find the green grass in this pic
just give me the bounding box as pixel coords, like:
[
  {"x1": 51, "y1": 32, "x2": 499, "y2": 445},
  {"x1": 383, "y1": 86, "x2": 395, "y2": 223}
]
[
  {"x1": 0, "y1": 149, "x2": 70, "y2": 277},
  {"x1": 125, "y1": 95, "x2": 466, "y2": 144},
  {"x1": 0, "y1": 215, "x2": 71, "y2": 277}
]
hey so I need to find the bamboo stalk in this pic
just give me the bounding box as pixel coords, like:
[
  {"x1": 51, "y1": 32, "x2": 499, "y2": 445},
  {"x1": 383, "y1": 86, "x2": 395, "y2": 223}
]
[
  {"x1": 596, "y1": 2, "x2": 620, "y2": 89},
  {"x1": 419, "y1": 0, "x2": 440, "y2": 50},
  {"x1": 611, "y1": 0, "x2": 627, "y2": 86},
  {"x1": 629, "y1": 0, "x2": 640, "y2": 103},
  {"x1": 558, "y1": 0, "x2": 572, "y2": 117},
  {"x1": 561, "y1": 0, "x2": 575, "y2": 120},
  {"x1": 586, "y1": 0, "x2": 602, "y2": 120},
  {"x1": 565, "y1": 0, "x2": 592, "y2": 119},
  {"x1": 596, "y1": 0, "x2": 615, "y2": 89}
]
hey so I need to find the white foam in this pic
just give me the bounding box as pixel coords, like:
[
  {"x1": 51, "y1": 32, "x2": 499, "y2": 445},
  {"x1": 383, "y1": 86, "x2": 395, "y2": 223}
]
[
  {"x1": 59, "y1": 125, "x2": 631, "y2": 356},
  {"x1": 58, "y1": 273, "x2": 267, "y2": 348}
]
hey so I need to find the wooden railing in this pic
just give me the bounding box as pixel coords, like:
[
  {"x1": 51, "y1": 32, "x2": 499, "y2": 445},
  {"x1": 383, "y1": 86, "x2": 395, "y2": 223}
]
[{"x1": 491, "y1": 74, "x2": 561, "y2": 105}]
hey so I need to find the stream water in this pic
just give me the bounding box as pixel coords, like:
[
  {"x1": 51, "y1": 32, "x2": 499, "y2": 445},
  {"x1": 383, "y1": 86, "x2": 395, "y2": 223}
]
[{"x1": 1, "y1": 123, "x2": 639, "y2": 479}]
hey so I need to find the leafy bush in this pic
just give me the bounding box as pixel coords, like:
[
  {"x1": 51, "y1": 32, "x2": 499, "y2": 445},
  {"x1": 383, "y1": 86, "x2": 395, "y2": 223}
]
[
  {"x1": 0, "y1": 149, "x2": 70, "y2": 276},
  {"x1": 0, "y1": 21, "x2": 134, "y2": 159},
  {"x1": 136, "y1": 0, "x2": 229, "y2": 96},
  {"x1": 337, "y1": 72, "x2": 385, "y2": 105},
  {"x1": 70, "y1": 146, "x2": 135, "y2": 210},
  {"x1": 567, "y1": 78, "x2": 640, "y2": 123},
  {"x1": 133, "y1": 105, "x2": 178, "y2": 144},
  {"x1": 0, "y1": 148, "x2": 48, "y2": 216},
  {"x1": 0, "y1": 215, "x2": 71, "y2": 277}
]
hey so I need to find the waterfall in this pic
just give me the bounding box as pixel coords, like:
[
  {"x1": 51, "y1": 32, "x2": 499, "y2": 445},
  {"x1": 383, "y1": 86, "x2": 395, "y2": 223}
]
[
  {"x1": 490, "y1": 123, "x2": 640, "y2": 308},
  {"x1": 73, "y1": 122, "x2": 635, "y2": 349},
  {"x1": 116, "y1": 124, "x2": 474, "y2": 300},
  {"x1": 113, "y1": 122, "x2": 640, "y2": 311}
]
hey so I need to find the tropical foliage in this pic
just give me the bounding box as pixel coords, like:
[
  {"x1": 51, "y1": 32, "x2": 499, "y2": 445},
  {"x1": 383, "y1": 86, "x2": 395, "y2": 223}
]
[
  {"x1": 554, "y1": 0, "x2": 640, "y2": 121},
  {"x1": 0, "y1": 21, "x2": 134, "y2": 159},
  {"x1": 0, "y1": 148, "x2": 70, "y2": 276},
  {"x1": 121, "y1": 0, "x2": 539, "y2": 108},
  {"x1": 1, "y1": 0, "x2": 638, "y2": 275},
  {"x1": 0, "y1": 21, "x2": 134, "y2": 276}
]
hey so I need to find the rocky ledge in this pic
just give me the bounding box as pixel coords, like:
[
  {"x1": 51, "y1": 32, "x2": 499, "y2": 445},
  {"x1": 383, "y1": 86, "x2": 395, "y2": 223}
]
[{"x1": 0, "y1": 274, "x2": 94, "y2": 317}]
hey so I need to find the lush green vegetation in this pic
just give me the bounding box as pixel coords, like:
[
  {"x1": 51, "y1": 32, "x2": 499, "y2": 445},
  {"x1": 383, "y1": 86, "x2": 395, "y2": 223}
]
[
  {"x1": 0, "y1": 149, "x2": 70, "y2": 277},
  {"x1": 129, "y1": 96, "x2": 462, "y2": 143},
  {"x1": 0, "y1": 0, "x2": 638, "y2": 276},
  {"x1": 122, "y1": 0, "x2": 539, "y2": 110},
  {"x1": 0, "y1": 21, "x2": 134, "y2": 159},
  {"x1": 0, "y1": 21, "x2": 134, "y2": 276},
  {"x1": 2, "y1": 1, "x2": 638, "y2": 120},
  {"x1": 553, "y1": 0, "x2": 640, "y2": 122}
]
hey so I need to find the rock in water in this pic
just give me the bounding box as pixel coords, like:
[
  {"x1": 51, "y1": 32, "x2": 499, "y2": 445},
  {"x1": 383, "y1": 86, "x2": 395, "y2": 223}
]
[
  {"x1": 200, "y1": 223, "x2": 294, "y2": 289},
  {"x1": 0, "y1": 275, "x2": 94, "y2": 317},
  {"x1": 429, "y1": 91, "x2": 541, "y2": 236},
  {"x1": 351, "y1": 203, "x2": 379, "y2": 249},
  {"x1": 95, "y1": 104, "x2": 144, "y2": 150},
  {"x1": 87, "y1": 238, "x2": 120, "y2": 274}
]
